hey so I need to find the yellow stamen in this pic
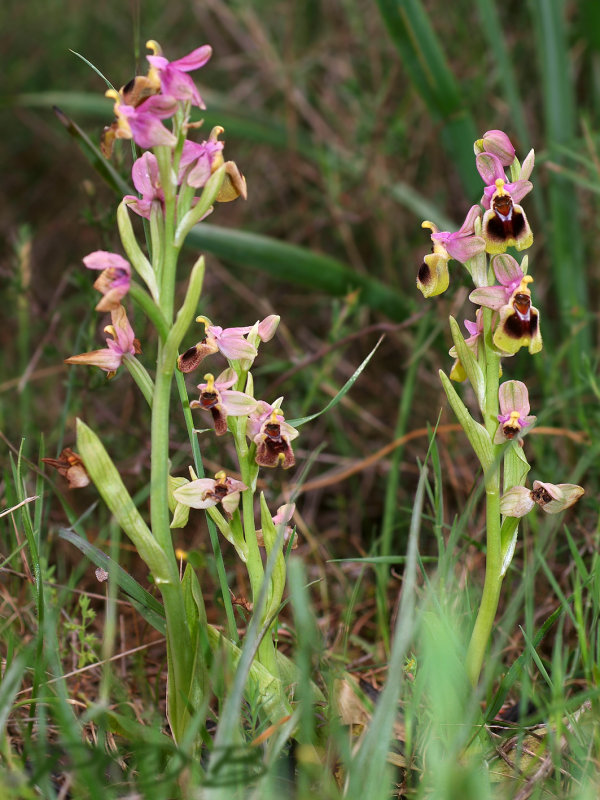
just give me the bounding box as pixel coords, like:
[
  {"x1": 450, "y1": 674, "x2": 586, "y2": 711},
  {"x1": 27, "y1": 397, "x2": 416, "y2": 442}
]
[
  {"x1": 494, "y1": 178, "x2": 506, "y2": 194},
  {"x1": 203, "y1": 373, "x2": 215, "y2": 391},
  {"x1": 269, "y1": 410, "x2": 280, "y2": 424},
  {"x1": 421, "y1": 220, "x2": 438, "y2": 233},
  {"x1": 195, "y1": 314, "x2": 212, "y2": 329},
  {"x1": 517, "y1": 275, "x2": 533, "y2": 292},
  {"x1": 103, "y1": 325, "x2": 116, "y2": 338},
  {"x1": 145, "y1": 40, "x2": 162, "y2": 56},
  {"x1": 175, "y1": 548, "x2": 188, "y2": 561},
  {"x1": 508, "y1": 411, "x2": 522, "y2": 428},
  {"x1": 215, "y1": 470, "x2": 227, "y2": 484}
]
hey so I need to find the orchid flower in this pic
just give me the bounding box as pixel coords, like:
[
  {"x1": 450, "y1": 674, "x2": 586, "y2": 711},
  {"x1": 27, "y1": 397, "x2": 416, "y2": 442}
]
[
  {"x1": 493, "y1": 275, "x2": 542, "y2": 355},
  {"x1": 189, "y1": 369, "x2": 257, "y2": 435},
  {"x1": 500, "y1": 481, "x2": 584, "y2": 518},
  {"x1": 474, "y1": 130, "x2": 516, "y2": 166},
  {"x1": 123, "y1": 152, "x2": 165, "y2": 219},
  {"x1": 105, "y1": 90, "x2": 178, "y2": 150},
  {"x1": 256, "y1": 503, "x2": 298, "y2": 549},
  {"x1": 179, "y1": 137, "x2": 224, "y2": 189},
  {"x1": 494, "y1": 380, "x2": 536, "y2": 443},
  {"x1": 469, "y1": 253, "x2": 526, "y2": 310},
  {"x1": 417, "y1": 207, "x2": 485, "y2": 298},
  {"x1": 173, "y1": 470, "x2": 247, "y2": 514},
  {"x1": 249, "y1": 402, "x2": 298, "y2": 469},
  {"x1": 65, "y1": 305, "x2": 140, "y2": 378},
  {"x1": 481, "y1": 178, "x2": 533, "y2": 254},
  {"x1": 42, "y1": 448, "x2": 90, "y2": 489},
  {"x1": 83, "y1": 251, "x2": 131, "y2": 312},
  {"x1": 178, "y1": 315, "x2": 280, "y2": 373},
  {"x1": 476, "y1": 152, "x2": 532, "y2": 210},
  {"x1": 146, "y1": 40, "x2": 212, "y2": 108}
]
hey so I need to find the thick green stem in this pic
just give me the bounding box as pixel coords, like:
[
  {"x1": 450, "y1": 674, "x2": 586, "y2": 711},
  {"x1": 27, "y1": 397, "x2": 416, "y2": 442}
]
[
  {"x1": 465, "y1": 305, "x2": 503, "y2": 687},
  {"x1": 236, "y1": 429, "x2": 279, "y2": 678}
]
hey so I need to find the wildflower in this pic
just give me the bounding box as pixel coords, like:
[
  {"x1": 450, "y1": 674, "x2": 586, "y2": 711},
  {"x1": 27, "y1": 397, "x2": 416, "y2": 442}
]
[
  {"x1": 481, "y1": 178, "x2": 533, "y2": 254},
  {"x1": 493, "y1": 275, "x2": 542, "y2": 355},
  {"x1": 123, "y1": 152, "x2": 165, "y2": 219},
  {"x1": 178, "y1": 315, "x2": 279, "y2": 373},
  {"x1": 250, "y1": 404, "x2": 298, "y2": 469},
  {"x1": 476, "y1": 153, "x2": 532, "y2": 211},
  {"x1": 173, "y1": 470, "x2": 247, "y2": 514},
  {"x1": 64, "y1": 305, "x2": 140, "y2": 378},
  {"x1": 469, "y1": 253, "x2": 525, "y2": 311},
  {"x1": 100, "y1": 75, "x2": 161, "y2": 157},
  {"x1": 42, "y1": 448, "x2": 90, "y2": 489},
  {"x1": 417, "y1": 207, "x2": 485, "y2": 298},
  {"x1": 500, "y1": 481, "x2": 584, "y2": 518},
  {"x1": 104, "y1": 89, "x2": 178, "y2": 150},
  {"x1": 83, "y1": 251, "x2": 131, "y2": 312},
  {"x1": 474, "y1": 130, "x2": 516, "y2": 166},
  {"x1": 256, "y1": 503, "x2": 298, "y2": 549},
  {"x1": 146, "y1": 40, "x2": 212, "y2": 108},
  {"x1": 179, "y1": 137, "x2": 224, "y2": 189},
  {"x1": 494, "y1": 380, "x2": 536, "y2": 443},
  {"x1": 449, "y1": 309, "x2": 483, "y2": 382},
  {"x1": 189, "y1": 369, "x2": 257, "y2": 435}
]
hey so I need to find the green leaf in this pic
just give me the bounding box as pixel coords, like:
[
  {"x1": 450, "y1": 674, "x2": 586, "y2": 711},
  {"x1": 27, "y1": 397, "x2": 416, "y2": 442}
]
[
  {"x1": 376, "y1": 0, "x2": 480, "y2": 197},
  {"x1": 75, "y1": 419, "x2": 169, "y2": 581},
  {"x1": 448, "y1": 316, "x2": 485, "y2": 411},
  {"x1": 117, "y1": 201, "x2": 160, "y2": 302},
  {"x1": 499, "y1": 516, "x2": 519, "y2": 577},
  {"x1": 438, "y1": 370, "x2": 493, "y2": 473},
  {"x1": 287, "y1": 336, "x2": 383, "y2": 427},
  {"x1": 58, "y1": 528, "x2": 167, "y2": 633},
  {"x1": 186, "y1": 225, "x2": 409, "y2": 321}
]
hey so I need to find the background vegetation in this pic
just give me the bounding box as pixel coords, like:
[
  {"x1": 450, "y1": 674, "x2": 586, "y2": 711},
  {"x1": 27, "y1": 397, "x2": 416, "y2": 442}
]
[{"x1": 1, "y1": 0, "x2": 599, "y2": 797}]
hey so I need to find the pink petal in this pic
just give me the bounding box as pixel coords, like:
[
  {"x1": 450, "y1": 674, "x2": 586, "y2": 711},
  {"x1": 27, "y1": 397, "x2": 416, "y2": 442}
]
[
  {"x1": 170, "y1": 45, "x2": 212, "y2": 72},
  {"x1": 131, "y1": 152, "x2": 160, "y2": 197},
  {"x1": 498, "y1": 380, "x2": 530, "y2": 417},
  {"x1": 220, "y1": 390, "x2": 258, "y2": 416},
  {"x1": 444, "y1": 235, "x2": 486, "y2": 263},
  {"x1": 83, "y1": 251, "x2": 130, "y2": 274},
  {"x1": 476, "y1": 152, "x2": 505, "y2": 185},
  {"x1": 469, "y1": 286, "x2": 508, "y2": 310},
  {"x1": 173, "y1": 479, "x2": 219, "y2": 509},
  {"x1": 492, "y1": 254, "x2": 523, "y2": 288}
]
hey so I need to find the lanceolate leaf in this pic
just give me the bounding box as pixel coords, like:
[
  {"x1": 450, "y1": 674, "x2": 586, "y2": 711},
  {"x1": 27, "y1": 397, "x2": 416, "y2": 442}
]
[
  {"x1": 186, "y1": 225, "x2": 409, "y2": 321},
  {"x1": 439, "y1": 370, "x2": 493, "y2": 474},
  {"x1": 287, "y1": 336, "x2": 383, "y2": 427}
]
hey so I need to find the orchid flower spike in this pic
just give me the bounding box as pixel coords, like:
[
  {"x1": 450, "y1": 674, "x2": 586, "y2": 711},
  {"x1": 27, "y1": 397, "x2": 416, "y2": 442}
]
[
  {"x1": 500, "y1": 481, "x2": 584, "y2": 518},
  {"x1": 494, "y1": 380, "x2": 536, "y2": 443},
  {"x1": 189, "y1": 369, "x2": 257, "y2": 435}
]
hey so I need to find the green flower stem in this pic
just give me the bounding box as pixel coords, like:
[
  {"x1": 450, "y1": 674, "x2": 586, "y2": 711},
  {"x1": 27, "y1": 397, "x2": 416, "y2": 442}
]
[
  {"x1": 234, "y1": 426, "x2": 280, "y2": 678},
  {"x1": 465, "y1": 305, "x2": 503, "y2": 687},
  {"x1": 129, "y1": 282, "x2": 169, "y2": 342}
]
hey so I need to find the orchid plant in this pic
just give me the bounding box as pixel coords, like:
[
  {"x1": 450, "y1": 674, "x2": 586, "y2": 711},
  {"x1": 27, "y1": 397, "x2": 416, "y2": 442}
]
[
  {"x1": 57, "y1": 41, "x2": 300, "y2": 743},
  {"x1": 417, "y1": 129, "x2": 584, "y2": 686}
]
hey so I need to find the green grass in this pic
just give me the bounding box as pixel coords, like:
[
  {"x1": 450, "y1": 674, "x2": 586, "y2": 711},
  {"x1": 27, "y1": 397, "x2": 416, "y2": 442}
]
[{"x1": 1, "y1": 0, "x2": 599, "y2": 797}]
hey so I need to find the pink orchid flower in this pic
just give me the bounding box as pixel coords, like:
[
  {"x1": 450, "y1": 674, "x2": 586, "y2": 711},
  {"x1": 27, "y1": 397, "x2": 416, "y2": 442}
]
[
  {"x1": 123, "y1": 152, "x2": 165, "y2": 219},
  {"x1": 494, "y1": 380, "x2": 536, "y2": 443},
  {"x1": 65, "y1": 305, "x2": 140, "y2": 378},
  {"x1": 474, "y1": 130, "x2": 515, "y2": 166},
  {"x1": 190, "y1": 369, "x2": 257, "y2": 435},
  {"x1": 500, "y1": 481, "x2": 584, "y2": 518},
  {"x1": 83, "y1": 251, "x2": 131, "y2": 312},
  {"x1": 248, "y1": 401, "x2": 299, "y2": 469},
  {"x1": 448, "y1": 309, "x2": 484, "y2": 382},
  {"x1": 173, "y1": 470, "x2": 247, "y2": 514},
  {"x1": 178, "y1": 315, "x2": 280, "y2": 373},
  {"x1": 469, "y1": 254, "x2": 525, "y2": 310},
  {"x1": 106, "y1": 90, "x2": 178, "y2": 149},
  {"x1": 179, "y1": 138, "x2": 224, "y2": 188},
  {"x1": 476, "y1": 152, "x2": 532, "y2": 210},
  {"x1": 146, "y1": 41, "x2": 212, "y2": 108}
]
